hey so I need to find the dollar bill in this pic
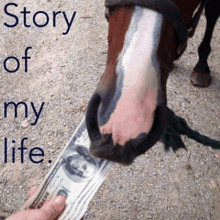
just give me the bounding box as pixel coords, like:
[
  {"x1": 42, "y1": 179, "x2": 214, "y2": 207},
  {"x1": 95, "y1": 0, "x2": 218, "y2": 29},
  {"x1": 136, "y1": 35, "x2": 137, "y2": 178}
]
[{"x1": 21, "y1": 119, "x2": 114, "y2": 220}]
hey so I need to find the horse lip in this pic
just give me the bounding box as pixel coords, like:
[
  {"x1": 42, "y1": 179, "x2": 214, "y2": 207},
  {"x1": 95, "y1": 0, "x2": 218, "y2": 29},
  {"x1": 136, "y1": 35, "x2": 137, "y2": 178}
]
[
  {"x1": 88, "y1": 104, "x2": 166, "y2": 165},
  {"x1": 89, "y1": 134, "x2": 138, "y2": 165}
]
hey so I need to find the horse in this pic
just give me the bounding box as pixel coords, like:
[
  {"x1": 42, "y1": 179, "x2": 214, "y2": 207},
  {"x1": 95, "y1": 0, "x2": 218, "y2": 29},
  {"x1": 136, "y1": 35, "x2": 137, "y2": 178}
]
[
  {"x1": 191, "y1": 0, "x2": 219, "y2": 87},
  {"x1": 86, "y1": 0, "x2": 219, "y2": 165}
]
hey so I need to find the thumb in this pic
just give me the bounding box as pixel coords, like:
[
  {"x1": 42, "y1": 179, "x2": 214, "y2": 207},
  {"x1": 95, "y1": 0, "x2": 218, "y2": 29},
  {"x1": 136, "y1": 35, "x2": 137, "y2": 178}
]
[
  {"x1": 28, "y1": 186, "x2": 39, "y2": 198},
  {"x1": 40, "y1": 196, "x2": 66, "y2": 220}
]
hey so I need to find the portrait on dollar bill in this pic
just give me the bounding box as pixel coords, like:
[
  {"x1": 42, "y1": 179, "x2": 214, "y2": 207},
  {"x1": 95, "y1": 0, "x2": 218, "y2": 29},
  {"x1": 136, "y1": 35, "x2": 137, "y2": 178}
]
[
  {"x1": 61, "y1": 145, "x2": 98, "y2": 183},
  {"x1": 57, "y1": 189, "x2": 69, "y2": 199}
]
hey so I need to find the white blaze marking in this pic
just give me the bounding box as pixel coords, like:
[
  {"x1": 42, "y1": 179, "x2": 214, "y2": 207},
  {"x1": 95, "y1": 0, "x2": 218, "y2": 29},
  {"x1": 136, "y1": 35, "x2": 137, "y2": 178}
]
[{"x1": 100, "y1": 7, "x2": 163, "y2": 145}]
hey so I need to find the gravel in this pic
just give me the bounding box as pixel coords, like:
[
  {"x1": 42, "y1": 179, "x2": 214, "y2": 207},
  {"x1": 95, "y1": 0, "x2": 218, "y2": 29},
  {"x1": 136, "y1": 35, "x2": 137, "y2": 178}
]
[{"x1": 0, "y1": 0, "x2": 219, "y2": 219}]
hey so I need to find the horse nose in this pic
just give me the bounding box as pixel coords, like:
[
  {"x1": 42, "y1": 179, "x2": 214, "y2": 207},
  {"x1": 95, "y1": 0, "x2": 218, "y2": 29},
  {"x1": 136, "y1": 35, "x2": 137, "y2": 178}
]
[
  {"x1": 86, "y1": 91, "x2": 136, "y2": 165},
  {"x1": 86, "y1": 91, "x2": 165, "y2": 165}
]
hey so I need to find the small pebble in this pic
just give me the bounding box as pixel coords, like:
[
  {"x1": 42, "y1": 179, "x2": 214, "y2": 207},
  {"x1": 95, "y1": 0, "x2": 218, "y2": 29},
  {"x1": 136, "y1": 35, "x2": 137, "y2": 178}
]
[{"x1": 21, "y1": 120, "x2": 29, "y2": 128}]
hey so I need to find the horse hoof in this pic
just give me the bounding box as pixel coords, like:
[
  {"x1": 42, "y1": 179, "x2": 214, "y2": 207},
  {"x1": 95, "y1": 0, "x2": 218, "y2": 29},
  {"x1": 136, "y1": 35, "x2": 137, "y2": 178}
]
[{"x1": 190, "y1": 71, "x2": 212, "y2": 87}]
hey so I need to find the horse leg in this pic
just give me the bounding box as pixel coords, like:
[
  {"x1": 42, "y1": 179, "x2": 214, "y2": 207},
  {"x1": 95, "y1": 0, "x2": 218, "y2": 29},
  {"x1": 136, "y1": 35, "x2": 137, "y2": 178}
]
[{"x1": 191, "y1": 0, "x2": 219, "y2": 87}]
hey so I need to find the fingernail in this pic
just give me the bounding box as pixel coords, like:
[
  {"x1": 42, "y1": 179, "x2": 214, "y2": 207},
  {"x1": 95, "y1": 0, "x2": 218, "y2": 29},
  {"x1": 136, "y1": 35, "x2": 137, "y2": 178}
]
[
  {"x1": 28, "y1": 186, "x2": 38, "y2": 198},
  {"x1": 55, "y1": 196, "x2": 66, "y2": 211}
]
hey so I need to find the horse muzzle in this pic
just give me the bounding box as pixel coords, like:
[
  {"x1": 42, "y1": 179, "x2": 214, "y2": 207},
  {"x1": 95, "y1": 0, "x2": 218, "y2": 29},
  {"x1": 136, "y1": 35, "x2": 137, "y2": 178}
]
[{"x1": 86, "y1": 92, "x2": 166, "y2": 165}]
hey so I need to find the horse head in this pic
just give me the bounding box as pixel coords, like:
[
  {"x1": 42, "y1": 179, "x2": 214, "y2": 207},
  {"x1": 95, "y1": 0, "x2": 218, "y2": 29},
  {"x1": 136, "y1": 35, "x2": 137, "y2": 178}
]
[{"x1": 86, "y1": 0, "x2": 202, "y2": 165}]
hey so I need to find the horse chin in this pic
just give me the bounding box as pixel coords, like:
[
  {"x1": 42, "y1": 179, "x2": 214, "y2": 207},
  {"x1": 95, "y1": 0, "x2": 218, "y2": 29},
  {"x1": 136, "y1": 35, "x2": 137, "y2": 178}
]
[{"x1": 88, "y1": 103, "x2": 166, "y2": 165}]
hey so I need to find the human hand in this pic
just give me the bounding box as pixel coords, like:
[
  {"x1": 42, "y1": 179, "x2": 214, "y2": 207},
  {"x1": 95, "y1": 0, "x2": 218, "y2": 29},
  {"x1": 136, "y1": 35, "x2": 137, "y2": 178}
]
[{"x1": 6, "y1": 186, "x2": 66, "y2": 220}]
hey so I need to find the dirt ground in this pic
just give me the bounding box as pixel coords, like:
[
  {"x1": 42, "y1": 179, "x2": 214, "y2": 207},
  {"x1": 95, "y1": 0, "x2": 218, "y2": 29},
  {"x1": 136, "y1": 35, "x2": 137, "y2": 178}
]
[{"x1": 0, "y1": 0, "x2": 220, "y2": 219}]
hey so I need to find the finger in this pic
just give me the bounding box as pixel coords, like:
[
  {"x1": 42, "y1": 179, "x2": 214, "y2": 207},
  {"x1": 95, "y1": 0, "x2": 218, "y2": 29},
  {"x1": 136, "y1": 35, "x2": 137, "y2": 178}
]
[
  {"x1": 40, "y1": 196, "x2": 66, "y2": 220},
  {"x1": 28, "y1": 186, "x2": 39, "y2": 198}
]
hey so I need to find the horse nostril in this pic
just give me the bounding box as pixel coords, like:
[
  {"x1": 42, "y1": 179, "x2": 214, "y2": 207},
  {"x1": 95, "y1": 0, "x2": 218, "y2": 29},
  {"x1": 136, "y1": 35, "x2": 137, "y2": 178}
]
[{"x1": 86, "y1": 92, "x2": 102, "y2": 141}]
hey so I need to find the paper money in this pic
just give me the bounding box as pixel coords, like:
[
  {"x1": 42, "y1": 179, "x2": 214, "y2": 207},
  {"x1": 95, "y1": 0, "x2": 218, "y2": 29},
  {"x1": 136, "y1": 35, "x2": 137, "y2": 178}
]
[{"x1": 21, "y1": 119, "x2": 114, "y2": 220}]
